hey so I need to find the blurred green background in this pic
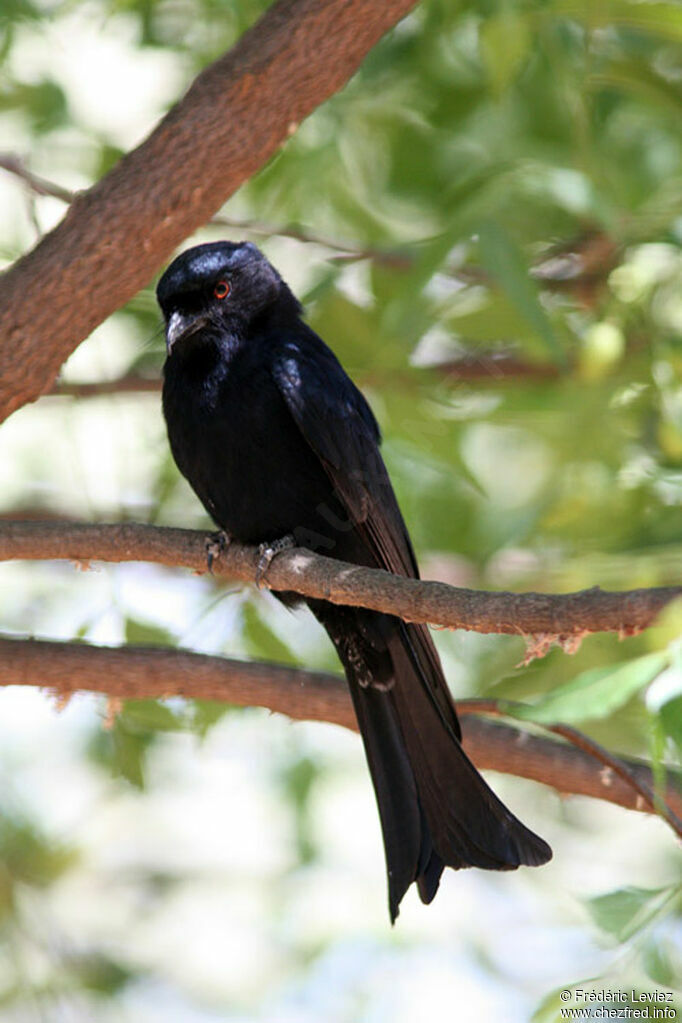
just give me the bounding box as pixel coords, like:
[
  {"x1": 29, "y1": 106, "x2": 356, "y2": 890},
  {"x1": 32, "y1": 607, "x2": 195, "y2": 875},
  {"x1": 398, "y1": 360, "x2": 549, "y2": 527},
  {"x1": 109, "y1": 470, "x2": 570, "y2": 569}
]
[{"x1": 0, "y1": 0, "x2": 680, "y2": 1019}]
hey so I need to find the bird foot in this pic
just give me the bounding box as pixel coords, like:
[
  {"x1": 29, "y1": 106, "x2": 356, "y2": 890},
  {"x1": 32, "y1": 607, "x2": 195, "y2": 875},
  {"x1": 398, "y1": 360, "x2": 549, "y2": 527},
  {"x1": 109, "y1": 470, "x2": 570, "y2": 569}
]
[
  {"x1": 206, "y1": 530, "x2": 231, "y2": 574},
  {"x1": 256, "y1": 534, "x2": 296, "y2": 588}
]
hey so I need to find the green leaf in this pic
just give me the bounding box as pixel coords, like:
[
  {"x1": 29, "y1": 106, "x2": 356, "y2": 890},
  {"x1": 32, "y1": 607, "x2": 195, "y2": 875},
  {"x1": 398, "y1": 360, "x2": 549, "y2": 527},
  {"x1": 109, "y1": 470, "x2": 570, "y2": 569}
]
[
  {"x1": 242, "y1": 602, "x2": 298, "y2": 665},
  {"x1": 642, "y1": 935, "x2": 681, "y2": 988},
  {"x1": 590, "y1": 59, "x2": 682, "y2": 118},
  {"x1": 124, "y1": 618, "x2": 176, "y2": 648},
  {"x1": 280, "y1": 754, "x2": 319, "y2": 811},
  {"x1": 555, "y1": 1, "x2": 682, "y2": 45},
  {"x1": 0, "y1": 78, "x2": 68, "y2": 133},
  {"x1": 477, "y1": 221, "x2": 565, "y2": 365},
  {"x1": 645, "y1": 654, "x2": 682, "y2": 752},
  {"x1": 647, "y1": 709, "x2": 670, "y2": 798},
  {"x1": 120, "y1": 699, "x2": 184, "y2": 733},
  {"x1": 479, "y1": 11, "x2": 532, "y2": 96},
  {"x1": 512, "y1": 651, "x2": 669, "y2": 725},
  {"x1": 0, "y1": 816, "x2": 77, "y2": 889},
  {"x1": 191, "y1": 700, "x2": 232, "y2": 738},
  {"x1": 73, "y1": 954, "x2": 133, "y2": 995},
  {"x1": 659, "y1": 695, "x2": 682, "y2": 751},
  {"x1": 586, "y1": 885, "x2": 680, "y2": 943},
  {"x1": 279, "y1": 754, "x2": 321, "y2": 865},
  {"x1": 110, "y1": 723, "x2": 149, "y2": 790}
]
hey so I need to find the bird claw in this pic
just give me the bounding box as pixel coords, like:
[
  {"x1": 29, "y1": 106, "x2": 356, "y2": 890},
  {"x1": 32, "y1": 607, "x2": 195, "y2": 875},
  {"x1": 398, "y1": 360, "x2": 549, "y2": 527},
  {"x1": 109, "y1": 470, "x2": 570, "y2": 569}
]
[
  {"x1": 256, "y1": 534, "x2": 296, "y2": 588},
  {"x1": 206, "y1": 530, "x2": 231, "y2": 574}
]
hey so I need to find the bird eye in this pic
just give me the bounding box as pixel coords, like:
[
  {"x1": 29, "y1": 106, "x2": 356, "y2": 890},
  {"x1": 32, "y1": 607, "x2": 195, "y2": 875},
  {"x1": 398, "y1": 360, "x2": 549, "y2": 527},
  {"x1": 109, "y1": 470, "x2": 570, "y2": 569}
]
[{"x1": 214, "y1": 280, "x2": 230, "y2": 299}]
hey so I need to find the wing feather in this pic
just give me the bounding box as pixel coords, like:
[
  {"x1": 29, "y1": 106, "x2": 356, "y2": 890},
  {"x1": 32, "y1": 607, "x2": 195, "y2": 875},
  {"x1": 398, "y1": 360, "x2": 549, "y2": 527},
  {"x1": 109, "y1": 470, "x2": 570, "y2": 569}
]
[
  {"x1": 272, "y1": 335, "x2": 416, "y2": 576},
  {"x1": 272, "y1": 332, "x2": 461, "y2": 740}
]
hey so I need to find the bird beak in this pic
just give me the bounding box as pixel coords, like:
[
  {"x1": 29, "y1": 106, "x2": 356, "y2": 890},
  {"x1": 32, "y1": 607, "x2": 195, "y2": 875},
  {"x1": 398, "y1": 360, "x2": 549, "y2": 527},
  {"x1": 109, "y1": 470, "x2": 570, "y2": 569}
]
[{"x1": 165, "y1": 311, "x2": 208, "y2": 354}]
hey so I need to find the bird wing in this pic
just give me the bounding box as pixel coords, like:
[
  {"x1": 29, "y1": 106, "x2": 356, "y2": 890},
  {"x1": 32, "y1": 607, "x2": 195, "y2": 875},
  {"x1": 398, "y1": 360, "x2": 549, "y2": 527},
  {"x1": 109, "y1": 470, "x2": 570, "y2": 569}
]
[
  {"x1": 271, "y1": 332, "x2": 461, "y2": 739},
  {"x1": 271, "y1": 333, "x2": 418, "y2": 580}
]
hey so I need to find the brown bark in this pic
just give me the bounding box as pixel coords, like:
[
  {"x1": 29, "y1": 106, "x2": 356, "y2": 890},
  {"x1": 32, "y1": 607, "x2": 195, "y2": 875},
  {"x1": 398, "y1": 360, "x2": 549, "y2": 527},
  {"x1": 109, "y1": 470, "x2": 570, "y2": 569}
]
[
  {"x1": 1, "y1": 520, "x2": 679, "y2": 639},
  {"x1": 0, "y1": 0, "x2": 417, "y2": 424},
  {"x1": 1, "y1": 635, "x2": 679, "y2": 821},
  {"x1": 49, "y1": 375, "x2": 161, "y2": 398}
]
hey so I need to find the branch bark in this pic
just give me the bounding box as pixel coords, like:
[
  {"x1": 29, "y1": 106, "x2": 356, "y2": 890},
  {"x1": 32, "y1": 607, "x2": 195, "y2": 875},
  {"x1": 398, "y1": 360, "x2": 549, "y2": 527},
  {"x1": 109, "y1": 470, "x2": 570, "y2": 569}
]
[
  {"x1": 2, "y1": 635, "x2": 679, "y2": 821},
  {"x1": 0, "y1": 0, "x2": 417, "y2": 424},
  {"x1": 44, "y1": 352, "x2": 559, "y2": 400},
  {"x1": 49, "y1": 375, "x2": 161, "y2": 399},
  {"x1": 1, "y1": 520, "x2": 679, "y2": 638}
]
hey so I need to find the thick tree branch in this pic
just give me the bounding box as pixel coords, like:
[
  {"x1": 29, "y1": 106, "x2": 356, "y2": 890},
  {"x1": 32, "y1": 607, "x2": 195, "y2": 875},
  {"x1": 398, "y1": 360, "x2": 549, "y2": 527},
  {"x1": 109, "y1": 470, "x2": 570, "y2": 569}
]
[
  {"x1": 1, "y1": 635, "x2": 679, "y2": 823},
  {"x1": 0, "y1": 0, "x2": 417, "y2": 424},
  {"x1": 1, "y1": 520, "x2": 679, "y2": 639}
]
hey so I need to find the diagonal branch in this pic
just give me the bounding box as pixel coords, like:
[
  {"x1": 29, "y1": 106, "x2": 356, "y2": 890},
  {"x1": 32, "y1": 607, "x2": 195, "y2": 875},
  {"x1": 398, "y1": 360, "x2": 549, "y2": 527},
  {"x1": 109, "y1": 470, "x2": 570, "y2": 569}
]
[
  {"x1": 1, "y1": 520, "x2": 679, "y2": 638},
  {"x1": 0, "y1": 154, "x2": 75, "y2": 203},
  {"x1": 1, "y1": 635, "x2": 679, "y2": 823},
  {"x1": 0, "y1": 0, "x2": 418, "y2": 424},
  {"x1": 462, "y1": 699, "x2": 682, "y2": 838}
]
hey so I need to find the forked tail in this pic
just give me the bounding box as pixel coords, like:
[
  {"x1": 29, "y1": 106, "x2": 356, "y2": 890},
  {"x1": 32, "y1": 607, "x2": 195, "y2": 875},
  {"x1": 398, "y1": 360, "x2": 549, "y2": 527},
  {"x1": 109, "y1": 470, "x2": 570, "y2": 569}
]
[{"x1": 311, "y1": 601, "x2": 552, "y2": 921}]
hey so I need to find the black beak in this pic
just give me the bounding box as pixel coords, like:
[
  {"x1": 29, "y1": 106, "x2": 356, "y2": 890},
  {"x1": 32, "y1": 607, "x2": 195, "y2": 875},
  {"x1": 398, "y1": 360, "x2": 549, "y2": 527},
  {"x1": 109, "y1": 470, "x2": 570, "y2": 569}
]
[{"x1": 165, "y1": 311, "x2": 209, "y2": 354}]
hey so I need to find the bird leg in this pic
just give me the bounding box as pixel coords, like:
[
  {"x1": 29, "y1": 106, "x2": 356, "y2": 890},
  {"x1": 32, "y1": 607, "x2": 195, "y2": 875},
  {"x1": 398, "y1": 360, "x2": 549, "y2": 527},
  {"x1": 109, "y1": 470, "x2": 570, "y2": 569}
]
[
  {"x1": 256, "y1": 534, "x2": 296, "y2": 587},
  {"x1": 205, "y1": 530, "x2": 231, "y2": 574}
]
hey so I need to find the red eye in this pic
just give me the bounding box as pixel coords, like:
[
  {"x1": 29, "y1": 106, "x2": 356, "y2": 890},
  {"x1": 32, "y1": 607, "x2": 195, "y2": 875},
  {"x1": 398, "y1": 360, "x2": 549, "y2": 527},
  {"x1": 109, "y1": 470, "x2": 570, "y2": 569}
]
[{"x1": 214, "y1": 280, "x2": 230, "y2": 299}]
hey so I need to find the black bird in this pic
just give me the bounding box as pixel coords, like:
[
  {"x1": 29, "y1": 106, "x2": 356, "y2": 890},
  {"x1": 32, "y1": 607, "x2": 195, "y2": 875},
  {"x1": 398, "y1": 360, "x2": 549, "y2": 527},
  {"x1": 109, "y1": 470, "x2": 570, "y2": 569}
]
[{"x1": 157, "y1": 241, "x2": 552, "y2": 921}]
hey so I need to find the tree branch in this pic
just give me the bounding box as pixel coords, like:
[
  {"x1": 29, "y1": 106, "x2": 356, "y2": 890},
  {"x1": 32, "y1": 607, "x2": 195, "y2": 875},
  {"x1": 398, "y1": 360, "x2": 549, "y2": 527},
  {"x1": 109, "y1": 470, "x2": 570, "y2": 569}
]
[
  {"x1": 1, "y1": 520, "x2": 679, "y2": 639},
  {"x1": 0, "y1": 154, "x2": 76, "y2": 203},
  {"x1": 49, "y1": 375, "x2": 161, "y2": 398},
  {"x1": 45, "y1": 351, "x2": 559, "y2": 400},
  {"x1": 0, "y1": 0, "x2": 418, "y2": 424},
  {"x1": 0, "y1": 151, "x2": 617, "y2": 366},
  {"x1": 436, "y1": 352, "x2": 561, "y2": 381},
  {"x1": 1, "y1": 635, "x2": 679, "y2": 823},
  {"x1": 0, "y1": 154, "x2": 412, "y2": 269}
]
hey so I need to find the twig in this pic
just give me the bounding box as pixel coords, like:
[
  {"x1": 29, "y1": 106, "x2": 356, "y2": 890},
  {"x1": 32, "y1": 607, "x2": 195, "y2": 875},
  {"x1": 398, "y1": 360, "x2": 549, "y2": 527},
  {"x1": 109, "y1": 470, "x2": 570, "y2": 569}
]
[
  {"x1": 0, "y1": 153, "x2": 618, "y2": 320},
  {"x1": 45, "y1": 353, "x2": 559, "y2": 400},
  {"x1": 210, "y1": 214, "x2": 411, "y2": 267},
  {"x1": 0, "y1": 154, "x2": 75, "y2": 203},
  {"x1": 49, "y1": 375, "x2": 161, "y2": 398},
  {"x1": 0, "y1": 158, "x2": 411, "y2": 271},
  {"x1": 462, "y1": 700, "x2": 682, "y2": 839},
  {"x1": 0, "y1": 520, "x2": 679, "y2": 638},
  {"x1": 435, "y1": 351, "x2": 561, "y2": 381},
  {"x1": 1, "y1": 635, "x2": 679, "y2": 822}
]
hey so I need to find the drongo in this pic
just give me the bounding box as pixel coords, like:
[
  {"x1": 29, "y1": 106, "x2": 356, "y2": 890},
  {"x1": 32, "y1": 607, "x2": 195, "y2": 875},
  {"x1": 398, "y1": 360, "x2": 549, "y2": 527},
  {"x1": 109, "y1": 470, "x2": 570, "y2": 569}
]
[{"x1": 157, "y1": 241, "x2": 551, "y2": 921}]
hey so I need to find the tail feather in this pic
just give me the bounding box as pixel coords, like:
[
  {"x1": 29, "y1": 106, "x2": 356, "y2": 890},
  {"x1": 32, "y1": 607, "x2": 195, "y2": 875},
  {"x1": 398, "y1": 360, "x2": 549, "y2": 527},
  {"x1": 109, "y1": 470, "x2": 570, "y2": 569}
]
[
  {"x1": 389, "y1": 627, "x2": 552, "y2": 872},
  {"x1": 347, "y1": 680, "x2": 433, "y2": 921},
  {"x1": 416, "y1": 845, "x2": 444, "y2": 906},
  {"x1": 309, "y1": 601, "x2": 551, "y2": 920}
]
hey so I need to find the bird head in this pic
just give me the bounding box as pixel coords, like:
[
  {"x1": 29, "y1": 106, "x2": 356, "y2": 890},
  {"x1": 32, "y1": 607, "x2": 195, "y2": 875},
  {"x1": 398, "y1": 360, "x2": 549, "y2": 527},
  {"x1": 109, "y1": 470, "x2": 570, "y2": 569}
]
[{"x1": 156, "y1": 241, "x2": 295, "y2": 354}]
